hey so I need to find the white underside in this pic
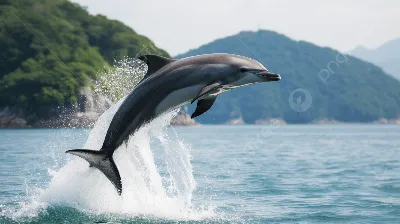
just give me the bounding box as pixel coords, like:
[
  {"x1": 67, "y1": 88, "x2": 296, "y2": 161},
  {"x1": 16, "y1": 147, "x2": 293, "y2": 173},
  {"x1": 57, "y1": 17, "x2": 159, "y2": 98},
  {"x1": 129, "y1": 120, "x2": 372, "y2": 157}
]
[
  {"x1": 155, "y1": 73, "x2": 261, "y2": 116},
  {"x1": 155, "y1": 84, "x2": 205, "y2": 116},
  {"x1": 229, "y1": 72, "x2": 261, "y2": 87}
]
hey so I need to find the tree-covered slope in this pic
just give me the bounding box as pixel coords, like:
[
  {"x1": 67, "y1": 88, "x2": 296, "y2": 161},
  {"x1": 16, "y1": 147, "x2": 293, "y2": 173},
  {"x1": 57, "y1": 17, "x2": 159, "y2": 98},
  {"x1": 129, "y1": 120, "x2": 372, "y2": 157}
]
[
  {"x1": 0, "y1": 0, "x2": 168, "y2": 118},
  {"x1": 177, "y1": 30, "x2": 400, "y2": 123}
]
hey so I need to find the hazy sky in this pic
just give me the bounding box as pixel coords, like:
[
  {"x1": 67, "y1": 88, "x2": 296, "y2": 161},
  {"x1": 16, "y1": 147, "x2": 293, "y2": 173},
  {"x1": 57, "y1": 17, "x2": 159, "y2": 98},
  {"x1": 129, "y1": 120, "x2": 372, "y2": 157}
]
[{"x1": 73, "y1": 0, "x2": 400, "y2": 56}]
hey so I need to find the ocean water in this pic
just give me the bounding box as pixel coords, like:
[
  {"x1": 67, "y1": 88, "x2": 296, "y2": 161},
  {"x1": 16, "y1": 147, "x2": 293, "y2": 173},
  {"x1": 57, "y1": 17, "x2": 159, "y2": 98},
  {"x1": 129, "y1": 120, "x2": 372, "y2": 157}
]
[{"x1": 0, "y1": 120, "x2": 399, "y2": 223}]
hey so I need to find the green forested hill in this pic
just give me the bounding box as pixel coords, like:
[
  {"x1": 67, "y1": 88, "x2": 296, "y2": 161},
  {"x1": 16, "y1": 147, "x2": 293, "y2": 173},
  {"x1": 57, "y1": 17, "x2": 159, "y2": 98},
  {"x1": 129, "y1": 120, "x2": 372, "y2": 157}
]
[
  {"x1": 0, "y1": 0, "x2": 168, "y2": 118},
  {"x1": 177, "y1": 30, "x2": 400, "y2": 123},
  {"x1": 1, "y1": 1, "x2": 399, "y2": 125}
]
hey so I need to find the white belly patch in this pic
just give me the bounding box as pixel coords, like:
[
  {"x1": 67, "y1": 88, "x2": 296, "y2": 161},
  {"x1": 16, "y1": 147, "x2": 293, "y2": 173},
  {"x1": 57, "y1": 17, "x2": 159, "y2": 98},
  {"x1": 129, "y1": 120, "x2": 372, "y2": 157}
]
[{"x1": 155, "y1": 84, "x2": 204, "y2": 115}]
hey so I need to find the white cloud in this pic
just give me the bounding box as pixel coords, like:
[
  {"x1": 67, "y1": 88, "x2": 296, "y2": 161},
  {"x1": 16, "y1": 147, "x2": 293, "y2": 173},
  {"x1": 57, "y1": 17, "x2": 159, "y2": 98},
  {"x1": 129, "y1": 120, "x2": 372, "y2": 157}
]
[{"x1": 73, "y1": 0, "x2": 400, "y2": 56}]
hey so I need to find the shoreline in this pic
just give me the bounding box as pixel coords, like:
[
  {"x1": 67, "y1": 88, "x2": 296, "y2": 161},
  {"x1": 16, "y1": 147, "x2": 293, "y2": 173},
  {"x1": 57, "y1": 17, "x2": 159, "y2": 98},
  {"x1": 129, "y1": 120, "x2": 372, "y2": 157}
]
[
  {"x1": 0, "y1": 119, "x2": 398, "y2": 129},
  {"x1": 1, "y1": 106, "x2": 399, "y2": 128}
]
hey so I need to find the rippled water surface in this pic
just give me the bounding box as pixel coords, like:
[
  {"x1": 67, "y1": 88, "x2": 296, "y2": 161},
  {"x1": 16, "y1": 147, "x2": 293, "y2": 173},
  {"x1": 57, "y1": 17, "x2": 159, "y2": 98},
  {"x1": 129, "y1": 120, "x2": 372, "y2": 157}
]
[{"x1": 0, "y1": 125, "x2": 399, "y2": 223}]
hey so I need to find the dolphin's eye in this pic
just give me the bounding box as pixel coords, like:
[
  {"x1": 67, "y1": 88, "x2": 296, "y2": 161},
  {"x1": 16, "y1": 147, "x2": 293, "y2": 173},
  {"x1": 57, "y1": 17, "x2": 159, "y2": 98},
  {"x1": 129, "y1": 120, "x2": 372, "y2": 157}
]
[{"x1": 240, "y1": 67, "x2": 249, "y2": 73}]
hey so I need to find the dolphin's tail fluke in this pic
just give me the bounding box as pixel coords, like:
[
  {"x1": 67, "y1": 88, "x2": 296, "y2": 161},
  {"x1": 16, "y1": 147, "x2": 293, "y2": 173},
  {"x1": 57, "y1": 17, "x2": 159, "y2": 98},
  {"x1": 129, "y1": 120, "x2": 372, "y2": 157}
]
[{"x1": 66, "y1": 149, "x2": 122, "y2": 195}]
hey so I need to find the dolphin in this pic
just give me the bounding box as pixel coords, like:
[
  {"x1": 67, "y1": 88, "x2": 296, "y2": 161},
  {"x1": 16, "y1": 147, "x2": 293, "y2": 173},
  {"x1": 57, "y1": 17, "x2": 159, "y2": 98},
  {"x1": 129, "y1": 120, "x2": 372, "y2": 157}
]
[{"x1": 66, "y1": 53, "x2": 281, "y2": 195}]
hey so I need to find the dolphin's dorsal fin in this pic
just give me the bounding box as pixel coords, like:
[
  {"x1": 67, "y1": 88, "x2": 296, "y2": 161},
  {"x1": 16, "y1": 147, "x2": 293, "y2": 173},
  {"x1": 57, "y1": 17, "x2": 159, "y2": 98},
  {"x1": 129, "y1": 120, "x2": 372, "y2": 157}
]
[{"x1": 138, "y1": 55, "x2": 177, "y2": 79}]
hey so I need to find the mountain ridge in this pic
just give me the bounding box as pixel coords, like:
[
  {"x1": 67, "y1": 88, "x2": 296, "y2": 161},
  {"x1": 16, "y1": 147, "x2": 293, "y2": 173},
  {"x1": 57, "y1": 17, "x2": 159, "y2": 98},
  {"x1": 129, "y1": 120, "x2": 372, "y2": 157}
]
[
  {"x1": 1, "y1": 1, "x2": 399, "y2": 126},
  {"x1": 177, "y1": 30, "x2": 400, "y2": 124},
  {"x1": 349, "y1": 38, "x2": 400, "y2": 79}
]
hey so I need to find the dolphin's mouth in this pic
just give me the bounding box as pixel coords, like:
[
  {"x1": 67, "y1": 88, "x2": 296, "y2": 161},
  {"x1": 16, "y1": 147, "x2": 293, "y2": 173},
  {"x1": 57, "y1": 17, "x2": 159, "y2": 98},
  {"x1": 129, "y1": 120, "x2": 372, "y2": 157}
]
[{"x1": 257, "y1": 71, "x2": 281, "y2": 81}]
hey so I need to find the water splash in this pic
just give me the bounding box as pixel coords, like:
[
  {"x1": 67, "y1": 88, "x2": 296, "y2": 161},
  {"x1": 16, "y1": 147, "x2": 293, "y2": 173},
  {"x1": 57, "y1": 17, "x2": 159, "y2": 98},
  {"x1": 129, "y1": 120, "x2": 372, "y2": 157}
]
[
  {"x1": 37, "y1": 101, "x2": 212, "y2": 219},
  {"x1": 94, "y1": 57, "x2": 147, "y2": 102},
  {"x1": 3, "y1": 58, "x2": 215, "y2": 221}
]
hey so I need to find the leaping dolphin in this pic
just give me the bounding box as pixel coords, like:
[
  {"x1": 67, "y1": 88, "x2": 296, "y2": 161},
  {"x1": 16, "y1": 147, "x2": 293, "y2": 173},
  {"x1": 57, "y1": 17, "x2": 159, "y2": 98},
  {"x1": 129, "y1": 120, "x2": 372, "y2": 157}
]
[{"x1": 66, "y1": 53, "x2": 281, "y2": 195}]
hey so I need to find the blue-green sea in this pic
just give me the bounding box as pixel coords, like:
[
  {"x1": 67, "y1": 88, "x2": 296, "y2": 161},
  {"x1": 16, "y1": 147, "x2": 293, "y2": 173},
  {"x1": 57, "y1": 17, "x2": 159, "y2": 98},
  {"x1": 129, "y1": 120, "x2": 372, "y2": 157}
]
[{"x1": 0, "y1": 124, "x2": 399, "y2": 223}]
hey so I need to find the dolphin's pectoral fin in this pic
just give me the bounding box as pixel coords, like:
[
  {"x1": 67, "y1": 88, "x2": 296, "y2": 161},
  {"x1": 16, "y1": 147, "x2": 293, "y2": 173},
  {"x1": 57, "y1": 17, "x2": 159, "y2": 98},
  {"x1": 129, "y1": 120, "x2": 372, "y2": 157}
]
[
  {"x1": 66, "y1": 149, "x2": 122, "y2": 195},
  {"x1": 191, "y1": 83, "x2": 221, "y2": 104},
  {"x1": 191, "y1": 97, "x2": 217, "y2": 119}
]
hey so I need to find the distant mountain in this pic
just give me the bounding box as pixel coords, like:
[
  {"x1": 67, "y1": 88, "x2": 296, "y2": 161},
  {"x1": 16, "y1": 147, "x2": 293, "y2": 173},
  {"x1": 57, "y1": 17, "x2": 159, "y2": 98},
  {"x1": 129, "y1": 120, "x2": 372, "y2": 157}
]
[
  {"x1": 349, "y1": 38, "x2": 400, "y2": 80},
  {"x1": 176, "y1": 30, "x2": 400, "y2": 124}
]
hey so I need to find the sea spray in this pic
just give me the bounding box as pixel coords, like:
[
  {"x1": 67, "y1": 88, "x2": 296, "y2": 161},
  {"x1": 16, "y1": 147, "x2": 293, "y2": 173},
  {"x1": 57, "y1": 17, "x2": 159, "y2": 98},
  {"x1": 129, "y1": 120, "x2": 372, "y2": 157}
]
[
  {"x1": 5, "y1": 57, "x2": 214, "y2": 220},
  {"x1": 37, "y1": 101, "x2": 215, "y2": 219},
  {"x1": 94, "y1": 57, "x2": 146, "y2": 102}
]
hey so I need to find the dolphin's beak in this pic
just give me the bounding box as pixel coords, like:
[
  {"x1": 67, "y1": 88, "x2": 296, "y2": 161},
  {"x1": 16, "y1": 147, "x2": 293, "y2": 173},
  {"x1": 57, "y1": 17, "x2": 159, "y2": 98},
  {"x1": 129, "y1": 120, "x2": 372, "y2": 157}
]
[{"x1": 257, "y1": 71, "x2": 281, "y2": 82}]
